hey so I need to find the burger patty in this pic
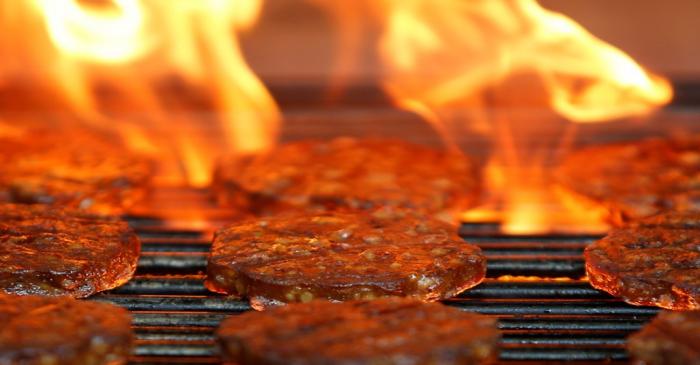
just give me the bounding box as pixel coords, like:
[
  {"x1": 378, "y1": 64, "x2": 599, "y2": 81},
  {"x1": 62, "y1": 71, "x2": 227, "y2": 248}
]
[
  {"x1": 0, "y1": 294, "x2": 133, "y2": 365},
  {"x1": 0, "y1": 129, "x2": 152, "y2": 215},
  {"x1": 0, "y1": 204, "x2": 141, "y2": 297},
  {"x1": 212, "y1": 137, "x2": 480, "y2": 222},
  {"x1": 557, "y1": 136, "x2": 700, "y2": 224},
  {"x1": 628, "y1": 310, "x2": 700, "y2": 365},
  {"x1": 217, "y1": 298, "x2": 500, "y2": 365},
  {"x1": 584, "y1": 211, "x2": 700, "y2": 309},
  {"x1": 205, "y1": 207, "x2": 486, "y2": 310}
]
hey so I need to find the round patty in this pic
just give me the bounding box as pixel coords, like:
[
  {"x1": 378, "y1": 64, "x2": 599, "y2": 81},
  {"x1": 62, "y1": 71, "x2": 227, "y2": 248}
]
[
  {"x1": 584, "y1": 211, "x2": 700, "y2": 309},
  {"x1": 0, "y1": 294, "x2": 133, "y2": 365},
  {"x1": 217, "y1": 298, "x2": 499, "y2": 365},
  {"x1": 0, "y1": 129, "x2": 152, "y2": 215},
  {"x1": 212, "y1": 137, "x2": 480, "y2": 222},
  {"x1": 205, "y1": 207, "x2": 486, "y2": 309},
  {"x1": 628, "y1": 310, "x2": 700, "y2": 365},
  {"x1": 0, "y1": 204, "x2": 141, "y2": 297},
  {"x1": 558, "y1": 136, "x2": 700, "y2": 224}
]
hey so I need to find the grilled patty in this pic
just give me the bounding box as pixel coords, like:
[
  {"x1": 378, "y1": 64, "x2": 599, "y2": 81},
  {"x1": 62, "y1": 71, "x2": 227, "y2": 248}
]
[
  {"x1": 217, "y1": 298, "x2": 499, "y2": 365},
  {"x1": 584, "y1": 211, "x2": 700, "y2": 309},
  {"x1": 0, "y1": 204, "x2": 141, "y2": 297},
  {"x1": 0, "y1": 294, "x2": 133, "y2": 365},
  {"x1": 213, "y1": 137, "x2": 480, "y2": 222},
  {"x1": 0, "y1": 129, "x2": 152, "y2": 215},
  {"x1": 628, "y1": 310, "x2": 700, "y2": 365},
  {"x1": 205, "y1": 207, "x2": 486, "y2": 310},
  {"x1": 558, "y1": 136, "x2": 700, "y2": 224}
]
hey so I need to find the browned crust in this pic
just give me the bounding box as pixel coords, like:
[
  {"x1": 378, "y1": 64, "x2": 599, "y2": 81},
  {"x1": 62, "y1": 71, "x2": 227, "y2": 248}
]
[
  {"x1": 205, "y1": 207, "x2": 486, "y2": 309},
  {"x1": 628, "y1": 310, "x2": 700, "y2": 365},
  {"x1": 217, "y1": 298, "x2": 500, "y2": 365},
  {"x1": 584, "y1": 211, "x2": 700, "y2": 310},
  {"x1": 212, "y1": 137, "x2": 480, "y2": 222},
  {"x1": 0, "y1": 204, "x2": 141, "y2": 298},
  {"x1": 0, "y1": 294, "x2": 133, "y2": 365},
  {"x1": 0, "y1": 129, "x2": 153, "y2": 215},
  {"x1": 557, "y1": 136, "x2": 700, "y2": 224}
]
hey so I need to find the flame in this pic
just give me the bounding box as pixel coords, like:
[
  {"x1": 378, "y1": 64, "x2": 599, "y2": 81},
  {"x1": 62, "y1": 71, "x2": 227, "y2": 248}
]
[
  {"x1": 376, "y1": 0, "x2": 672, "y2": 125},
  {"x1": 34, "y1": 0, "x2": 153, "y2": 63},
  {"x1": 319, "y1": 0, "x2": 672, "y2": 233},
  {"x1": 1, "y1": 0, "x2": 678, "y2": 232},
  {"x1": 1, "y1": 0, "x2": 280, "y2": 186}
]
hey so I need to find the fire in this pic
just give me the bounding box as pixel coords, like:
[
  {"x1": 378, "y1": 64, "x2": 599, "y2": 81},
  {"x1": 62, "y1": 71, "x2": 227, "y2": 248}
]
[
  {"x1": 496, "y1": 275, "x2": 574, "y2": 283},
  {"x1": 376, "y1": 0, "x2": 672, "y2": 124},
  {"x1": 1, "y1": 0, "x2": 279, "y2": 186},
  {"x1": 364, "y1": 0, "x2": 672, "y2": 232},
  {"x1": 35, "y1": 0, "x2": 152, "y2": 63},
  {"x1": 1, "y1": 0, "x2": 677, "y2": 233}
]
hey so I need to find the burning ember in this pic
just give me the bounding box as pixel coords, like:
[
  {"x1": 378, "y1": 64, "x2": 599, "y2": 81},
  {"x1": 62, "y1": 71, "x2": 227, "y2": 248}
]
[{"x1": 0, "y1": 0, "x2": 675, "y2": 233}]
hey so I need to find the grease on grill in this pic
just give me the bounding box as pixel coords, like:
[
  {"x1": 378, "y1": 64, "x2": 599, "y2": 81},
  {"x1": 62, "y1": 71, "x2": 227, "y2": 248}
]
[
  {"x1": 217, "y1": 298, "x2": 499, "y2": 365},
  {"x1": 558, "y1": 135, "x2": 700, "y2": 224},
  {"x1": 0, "y1": 204, "x2": 141, "y2": 298},
  {"x1": 212, "y1": 137, "x2": 480, "y2": 222},
  {"x1": 205, "y1": 207, "x2": 485, "y2": 309},
  {"x1": 0, "y1": 294, "x2": 133, "y2": 365},
  {"x1": 0, "y1": 129, "x2": 152, "y2": 215},
  {"x1": 628, "y1": 310, "x2": 700, "y2": 365},
  {"x1": 585, "y1": 211, "x2": 700, "y2": 309}
]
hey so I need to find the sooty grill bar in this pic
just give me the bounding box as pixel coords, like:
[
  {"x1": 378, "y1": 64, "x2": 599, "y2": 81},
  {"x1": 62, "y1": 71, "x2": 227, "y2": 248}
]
[{"x1": 94, "y1": 187, "x2": 658, "y2": 364}]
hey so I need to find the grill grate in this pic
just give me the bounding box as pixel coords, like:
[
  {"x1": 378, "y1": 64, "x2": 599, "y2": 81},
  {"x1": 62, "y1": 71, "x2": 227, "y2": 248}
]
[{"x1": 94, "y1": 187, "x2": 658, "y2": 364}]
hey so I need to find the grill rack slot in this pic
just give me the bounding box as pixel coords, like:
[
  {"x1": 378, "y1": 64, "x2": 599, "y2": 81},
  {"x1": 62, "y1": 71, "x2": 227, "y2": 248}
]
[{"x1": 106, "y1": 188, "x2": 656, "y2": 364}]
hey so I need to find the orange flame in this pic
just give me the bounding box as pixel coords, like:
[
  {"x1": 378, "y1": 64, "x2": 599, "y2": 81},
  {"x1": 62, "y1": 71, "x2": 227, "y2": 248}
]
[
  {"x1": 2, "y1": 0, "x2": 678, "y2": 233},
  {"x1": 376, "y1": 0, "x2": 672, "y2": 126},
  {"x1": 2, "y1": 0, "x2": 280, "y2": 186},
  {"x1": 370, "y1": 0, "x2": 672, "y2": 233},
  {"x1": 316, "y1": 0, "x2": 673, "y2": 233}
]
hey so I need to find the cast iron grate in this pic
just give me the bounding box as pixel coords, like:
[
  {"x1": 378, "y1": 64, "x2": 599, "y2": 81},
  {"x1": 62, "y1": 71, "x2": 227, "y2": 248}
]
[{"x1": 92, "y1": 187, "x2": 658, "y2": 364}]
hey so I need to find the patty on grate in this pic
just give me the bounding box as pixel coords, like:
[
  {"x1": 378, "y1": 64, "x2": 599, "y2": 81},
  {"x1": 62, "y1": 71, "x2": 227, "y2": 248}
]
[
  {"x1": 0, "y1": 128, "x2": 152, "y2": 215},
  {"x1": 584, "y1": 211, "x2": 700, "y2": 310},
  {"x1": 0, "y1": 204, "x2": 141, "y2": 297},
  {"x1": 628, "y1": 310, "x2": 700, "y2": 365},
  {"x1": 212, "y1": 137, "x2": 480, "y2": 222},
  {"x1": 205, "y1": 207, "x2": 486, "y2": 310},
  {"x1": 217, "y1": 298, "x2": 499, "y2": 365},
  {"x1": 0, "y1": 294, "x2": 133, "y2": 365},
  {"x1": 557, "y1": 135, "x2": 700, "y2": 224}
]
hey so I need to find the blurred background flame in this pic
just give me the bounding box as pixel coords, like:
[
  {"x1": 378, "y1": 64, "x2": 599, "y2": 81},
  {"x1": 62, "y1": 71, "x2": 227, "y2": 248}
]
[
  {"x1": 0, "y1": 0, "x2": 694, "y2": 232},
  {"x1": 1, "y1": 0, "x2": 280, "y2": 186}
]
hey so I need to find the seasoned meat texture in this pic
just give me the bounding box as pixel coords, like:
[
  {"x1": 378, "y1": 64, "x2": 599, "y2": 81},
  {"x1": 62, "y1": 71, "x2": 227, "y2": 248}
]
[
  {"x1": 558, "y1": 136, "x2": 700, "y2": 224},
  {"x1": 637, "y1": 211, "x2": 700, "y2": 230},
  {"x1": 628, "y1": 310, "x2": 700, "y2": 365},
  {"x1": 0, "y1": 129, "x2": 152, "y2": 215},
  {"x1": 213, "y1": 137, "x2": 480, "y2": 222},
  {"x1": 0, "y1": 204, "x2": 141, "y2": 297},
  {"x1": 217, "y1": 298, "x2": 500, "y2": 365},
  {"x1": 205, "y1": 207, "x2": 486, "y2": 309},
  {"x1": 0, "y1": 294, "x2": 133, "y2": 365},
  {"x1": 585, "y1": 211, "x2": 700, "y2": 309}
]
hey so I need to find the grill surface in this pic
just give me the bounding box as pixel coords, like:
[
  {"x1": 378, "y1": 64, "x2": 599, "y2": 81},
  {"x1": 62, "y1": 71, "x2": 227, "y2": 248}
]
[{"x1": 97, "y1": 186, "x2": 658, "y2": 364}]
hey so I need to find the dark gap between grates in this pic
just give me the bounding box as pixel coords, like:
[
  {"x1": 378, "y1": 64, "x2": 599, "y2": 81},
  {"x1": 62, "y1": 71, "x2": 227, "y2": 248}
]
[{"x1": 106, "y1": 190, "x2": 658, "y2": 364}]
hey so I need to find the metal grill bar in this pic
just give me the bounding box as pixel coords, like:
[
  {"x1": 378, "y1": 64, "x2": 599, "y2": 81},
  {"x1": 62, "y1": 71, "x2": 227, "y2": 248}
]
[
  {"x1": 115, "y1": 277, "x2": 607, "y2": 298},
  {"x1": 107, "y1": 187, "x2": 656, "y2": 364}
]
